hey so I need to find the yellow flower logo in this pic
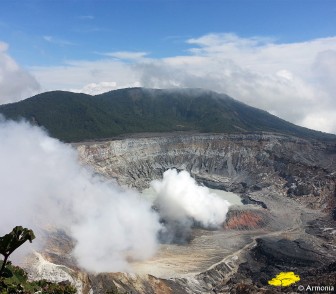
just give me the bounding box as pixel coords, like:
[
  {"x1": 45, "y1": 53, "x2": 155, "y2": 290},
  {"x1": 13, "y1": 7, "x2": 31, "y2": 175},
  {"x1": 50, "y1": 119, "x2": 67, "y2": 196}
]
[{"x1": 268, "y1": 272, "x2": 300, "y2": 287}]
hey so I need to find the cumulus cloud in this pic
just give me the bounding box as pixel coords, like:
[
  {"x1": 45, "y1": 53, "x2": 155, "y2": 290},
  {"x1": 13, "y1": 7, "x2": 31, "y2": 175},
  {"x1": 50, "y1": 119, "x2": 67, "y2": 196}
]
[
  {"x1": 136, "y1": 34, "x2": 336, "y2": 133},
  {"x1": 27, "y1": 34, "x2": 336, "y2": 133},
  {"x1": 313, "y1": 50, "x2": 336, "y2": 98},
  {"x1": 0, "y1": 42, "x2": 40, "y2": 104},
  {"x1": 138, "y1": 34, "x2": 336, "y2": 132},
  {"x1": 0, "y1": 117, "x2": 160, "y2": 272}
]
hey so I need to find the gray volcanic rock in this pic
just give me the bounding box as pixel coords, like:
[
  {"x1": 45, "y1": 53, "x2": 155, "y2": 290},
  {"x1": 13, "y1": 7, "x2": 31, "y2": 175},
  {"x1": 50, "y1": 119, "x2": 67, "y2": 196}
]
[
  {"x1": 75, "y1": 133, "x2": 336, "y2": 216},
  {"x1": 252, "y1": 238, "x2": 324, "y2": 268},
  {"x1": 228, "y1": 236, "x2": 336, "y2": 292}
]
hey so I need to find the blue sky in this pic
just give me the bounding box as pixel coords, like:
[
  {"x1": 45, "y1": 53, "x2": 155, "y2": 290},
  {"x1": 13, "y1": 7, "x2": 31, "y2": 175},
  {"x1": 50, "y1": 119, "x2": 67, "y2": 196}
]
[
  {"x1": 1, "y1": 0, "x2": 336, "y2": 66},
  {"x1": 0, "y1": 0, "x2": 336, "y2": 133}
]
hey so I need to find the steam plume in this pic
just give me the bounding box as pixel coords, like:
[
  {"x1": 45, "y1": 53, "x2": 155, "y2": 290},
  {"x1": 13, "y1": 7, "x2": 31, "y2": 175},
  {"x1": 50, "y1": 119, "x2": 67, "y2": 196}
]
[
  {"x1": 151, "y1": 169, "x2": 231, "y2": 243},
  {"x1": 0, "y1": 118, "x2": 232, "y2": 272},
  {"x1": 0, "y1": 118, "x2": 160, "y2": 272}
]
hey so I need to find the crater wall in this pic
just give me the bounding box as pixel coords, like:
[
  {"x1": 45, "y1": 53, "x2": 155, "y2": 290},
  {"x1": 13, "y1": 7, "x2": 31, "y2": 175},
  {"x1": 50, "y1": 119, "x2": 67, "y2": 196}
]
[{"x1": 75, "y1": 133, "x2": 336, "y2": 214}]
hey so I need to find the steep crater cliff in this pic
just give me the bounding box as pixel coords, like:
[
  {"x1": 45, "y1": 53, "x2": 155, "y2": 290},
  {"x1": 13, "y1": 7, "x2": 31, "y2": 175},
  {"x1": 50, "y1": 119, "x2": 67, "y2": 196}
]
[{"x1": 75, "y1": 133, "x2": 336, "y2": 216}]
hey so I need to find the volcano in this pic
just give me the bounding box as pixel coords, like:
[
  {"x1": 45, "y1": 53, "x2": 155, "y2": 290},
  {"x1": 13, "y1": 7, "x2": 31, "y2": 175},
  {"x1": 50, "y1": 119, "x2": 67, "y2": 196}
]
[{"x1": 1, "y1": 88, "x2": 335, "y2": 293}]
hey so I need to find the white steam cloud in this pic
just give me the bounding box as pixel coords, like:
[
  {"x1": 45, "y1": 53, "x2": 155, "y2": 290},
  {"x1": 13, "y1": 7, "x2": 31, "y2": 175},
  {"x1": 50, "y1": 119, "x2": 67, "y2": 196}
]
[
  {"x1": 0, "y1": 119, "x2": 233, "y2": 272},
  {"x1": 0, "y1": 118, "x2": 160, "y2": 272},
  {"x1": 151, "y1": 169, "x2": 230, "y2": 243}
]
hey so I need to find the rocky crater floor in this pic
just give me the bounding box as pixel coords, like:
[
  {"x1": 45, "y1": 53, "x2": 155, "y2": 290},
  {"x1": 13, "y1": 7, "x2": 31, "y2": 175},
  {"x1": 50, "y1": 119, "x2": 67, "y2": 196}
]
[{"x1": 26, "y1": 133, "x2": 336, "y2": 293}]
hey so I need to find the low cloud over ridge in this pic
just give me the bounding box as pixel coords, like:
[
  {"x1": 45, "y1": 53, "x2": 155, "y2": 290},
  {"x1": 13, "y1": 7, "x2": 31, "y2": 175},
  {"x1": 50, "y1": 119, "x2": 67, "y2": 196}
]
[{"x1": 1, "y1": 33, "x2": 336, "y2": 133}]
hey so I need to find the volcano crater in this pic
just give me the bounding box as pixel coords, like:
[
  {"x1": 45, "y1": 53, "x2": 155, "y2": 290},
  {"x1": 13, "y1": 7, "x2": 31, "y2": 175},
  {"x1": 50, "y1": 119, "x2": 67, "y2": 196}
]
[{"x1": 28, "y1": 133, "x2": 336, "y2": 294}]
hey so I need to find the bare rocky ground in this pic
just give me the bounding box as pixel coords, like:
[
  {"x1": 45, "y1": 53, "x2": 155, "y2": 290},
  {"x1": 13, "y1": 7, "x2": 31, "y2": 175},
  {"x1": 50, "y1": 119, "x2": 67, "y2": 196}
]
[{"x1": 25, "y1": 133, "x2": 336, "y2": 293}]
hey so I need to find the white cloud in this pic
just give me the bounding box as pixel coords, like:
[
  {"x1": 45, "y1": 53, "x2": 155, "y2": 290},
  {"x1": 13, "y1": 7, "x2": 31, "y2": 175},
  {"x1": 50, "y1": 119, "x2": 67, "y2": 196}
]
[
  {"x1": 72, "y1": 81, "x2": 118, "y2": 95},
  {"x1": 301, "y1": 111, "x2": 336, "y2": 134},
  {"x1": 100, "y1": 51, "x2": 149, "y2": 60},
  {"x1": 312, "y1": 50, "x2": 336, "y2": 98},
  {"x1": 0, "y1": 42, "x2": 40, "y2": 104},
  {"x1": 30, "y1": 59, "x2": 140, "y2": 93},
  {"x1": 26, "y1": 34, "x2": 336, "y2": 134},
  {"x1": 136, "y1": 34, "x2": 336, "y2": 133}
]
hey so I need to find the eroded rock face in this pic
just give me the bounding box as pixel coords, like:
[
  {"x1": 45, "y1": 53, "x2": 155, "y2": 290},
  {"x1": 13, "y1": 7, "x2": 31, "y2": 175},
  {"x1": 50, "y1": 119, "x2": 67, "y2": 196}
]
[{"x1": 74, "y1": 133, "x2": 336, "y2": 215}]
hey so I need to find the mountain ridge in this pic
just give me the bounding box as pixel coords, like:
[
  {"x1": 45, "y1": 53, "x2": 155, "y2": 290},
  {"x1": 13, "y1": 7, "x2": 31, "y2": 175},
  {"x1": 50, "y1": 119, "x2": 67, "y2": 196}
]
[{"x1": 0, "y1": 87, "x2": 334, "y2": 142}]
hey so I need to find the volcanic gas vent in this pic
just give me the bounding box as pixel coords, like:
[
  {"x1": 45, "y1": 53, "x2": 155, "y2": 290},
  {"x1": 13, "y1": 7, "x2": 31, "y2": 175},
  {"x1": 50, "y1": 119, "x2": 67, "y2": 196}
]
[{"x1": 142, "y1": 169, "x2": 235, "y2": 244}]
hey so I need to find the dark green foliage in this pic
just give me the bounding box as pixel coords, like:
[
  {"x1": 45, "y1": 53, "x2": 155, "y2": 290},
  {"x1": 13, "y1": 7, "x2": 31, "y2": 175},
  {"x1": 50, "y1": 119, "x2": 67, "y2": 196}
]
[
  {"x1": 34, "y1": 279, "x2": 77, "y2": 294},
  {"x1": 0, "y1": 87, "x2": 334, "y2": 142},
  {"x1": 0, "y1": 226, "x2": 35, "y2": 258},
  {"x1": 0, "y1": 226, "x2": 35, "y2": 278},
  {"x1": 0, "y1": 227, "x2": 76, "y2": 293}
]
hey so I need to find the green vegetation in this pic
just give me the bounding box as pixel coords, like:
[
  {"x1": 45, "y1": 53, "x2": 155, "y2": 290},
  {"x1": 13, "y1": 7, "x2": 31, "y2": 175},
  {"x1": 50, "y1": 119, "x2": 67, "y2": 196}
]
[
  {"x1": 0, "y1": 226, "x2": 35, "y2": 279},
  {"x1": 0, "y1": 87, "x2": 334, "y2": 142},
  {"x1": 0, "y1": 227, "x2": 76, "y2": 294}
]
